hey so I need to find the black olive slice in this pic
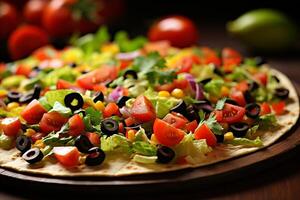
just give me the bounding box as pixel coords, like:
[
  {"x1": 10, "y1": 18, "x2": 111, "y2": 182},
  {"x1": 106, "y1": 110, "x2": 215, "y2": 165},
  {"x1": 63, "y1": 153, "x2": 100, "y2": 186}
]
[
  {"x1": 248, "y1": 81, "x2": 259, "y2": 91},
  {"x1": 193, "y1": 100, "x2": 214, "y2": 113},
  {"x1": 93, "y1": 92, "x2": 104, "y2": 103},
  {"x1": 157, "y1": 146, "x2": 175, "y2": 164},
  {"x1": 185, "y1": 105, "x2": 200, "y2": 122},
  {"x1": 85, "y1": 147, "x2": 106, "y2": 166},
  {"x1": 64, "y1": 92, "x2": 84, "y2": 112},
  {"x1": 254, "y1": 56, "x2": 267, "y2": 66},
  {"x1": 199, "y1": 78, "x2": 212, "y2": 85},
  {"x1": 19, "y1": 84, "x2": 41, "y2": 104},
  {"x1": 7, "y1": 91, "x2": 22, "y2": 102},
  {"x1": 170, "y1": 100, "x2": 187, "y2": 115},
  {"x1": 101, "y1": 119, "x2": 119, "y2": 136},
  {"x1": 22, "y1": 148, "x2": 44, "y2": 164},
  {"x1": 275, "y1": 87, "x2": 289, "y2": 99},
  {"x1": 246, "y1": 103, "x2": 261, "y2": 119},
  {"x1": 117, "y1": 96, "x2": 130, "y2": 108},
  {"x1": 215, "y1": 134, "x2": 224, "y2": 143},
  {"x1": 213, "y1": 66, "x2": 224, "y2": 76},
  {"x1": 271, "y1": 75, "x2": 280, "y2": 83},
  {"x1": 123, "y1": 70, "x2": 138, "y2": 79},
  {"x1": 229, "y1": 122, "x2": 249, "y2": 138},
  {"x1": 244, "y1": 90, "x2": 255, "y2": 103},
  {"x1": 225, "y1": 98, "x2": 238, "y2": 106},
  {"x1": 16, "y1": 135, "x2": 32, "y2": 154},
  {"x1": 75, "y1": 135, "x2": 94, "y2": 153},
  {"x1": 69, "y1": 63, "x2": 77, "y2": 68}
]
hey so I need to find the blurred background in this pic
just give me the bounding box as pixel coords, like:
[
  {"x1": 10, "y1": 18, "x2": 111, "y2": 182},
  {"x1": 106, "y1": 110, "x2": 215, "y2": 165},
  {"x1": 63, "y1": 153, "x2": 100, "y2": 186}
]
[{"x1": 1, "y1": 0, "x2": 299, "y2": 61}]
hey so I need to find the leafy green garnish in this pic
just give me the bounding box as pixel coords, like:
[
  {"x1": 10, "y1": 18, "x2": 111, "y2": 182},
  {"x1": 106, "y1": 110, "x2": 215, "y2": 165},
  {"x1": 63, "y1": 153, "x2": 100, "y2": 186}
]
[
  {"x1": 114, "y1": 31, "x2": 147, "y2": 52},
  {"x1": 42, "y1": 124, "x2": 73, "y2": 146},
  {"x1": 215, "y1": 98, "x2": 226, "y2": 110},
  {"x1": 85, "y1": 107, "x2": 102, "y2": 125},
  {"x1": 101, "y1": 134, "x2": 132, "y2": 153},
  {"x1": 246, "y1": 125, "x2": 259, "y2": 139},
  {"x1": 132, "y1": 52, "x2": 176, "y2": 85},
  {"x1": 201, "y1": 114, "x2": 223, "y2": 135},
  {"x1": 259, "y1": 114, "x2": 278, "y2": 129}
]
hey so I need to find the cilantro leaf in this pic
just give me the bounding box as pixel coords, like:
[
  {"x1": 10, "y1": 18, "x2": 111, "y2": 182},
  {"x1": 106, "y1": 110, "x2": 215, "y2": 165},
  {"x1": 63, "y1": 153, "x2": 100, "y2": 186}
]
[
  {"x1": 200, "y1": 114, "x2": 223, "y2": 135},
  {"x1": 215, "y1": 98, "x2": 226, "y2": 110}
]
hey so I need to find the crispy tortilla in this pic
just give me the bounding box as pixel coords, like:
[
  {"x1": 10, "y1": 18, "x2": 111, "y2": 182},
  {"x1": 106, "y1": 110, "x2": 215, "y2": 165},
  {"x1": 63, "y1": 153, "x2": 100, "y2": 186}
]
[{"x1": 0, "y1": 68, "x2": 298, "y2": 177}]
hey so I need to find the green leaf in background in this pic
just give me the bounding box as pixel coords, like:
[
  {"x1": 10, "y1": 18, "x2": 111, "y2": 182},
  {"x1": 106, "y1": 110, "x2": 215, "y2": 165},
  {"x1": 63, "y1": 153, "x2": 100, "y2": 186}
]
[{"x1": 114, "y1": 31, "x2": 147, "y2": 52}]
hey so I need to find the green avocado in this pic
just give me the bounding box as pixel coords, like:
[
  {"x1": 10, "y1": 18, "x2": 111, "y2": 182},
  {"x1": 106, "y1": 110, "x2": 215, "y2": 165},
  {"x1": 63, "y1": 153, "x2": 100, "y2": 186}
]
[{"x1": 227, "y1": 9, "x2": 298, "y2": 52}]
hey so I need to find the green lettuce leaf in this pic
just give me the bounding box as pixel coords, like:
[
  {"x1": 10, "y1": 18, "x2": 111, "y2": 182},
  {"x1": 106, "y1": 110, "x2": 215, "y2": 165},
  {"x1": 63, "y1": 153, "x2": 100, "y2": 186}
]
[
  {"x1": 49, "y1": 101, "x2": 72, "y2": 117},
  {"x1": 0, "y1": 134, "x2": 14, "y2": 150},
  {"x1": 132, "y1": 141, "x2": 157, "y2": 156},
  {"x1": 43, "y1": 67, "x2": 79, "y2": 86},
  {"x1": 101, "y1": 134, "x2": 132, "y2": 153},
  {"x1": 204, "y1": 79, "x2": 224, "y2": 97},
  {"x1": 114, "y1": 31, "x2": 147, "y2": 52},
  {"x1": 259, "y1": 114, "x2": 278, "y2": 129},
  {"x1": 132, "y1": 155, "x2": 157, "y2": 164},
  {"x1": 45, "y1": 89, "x2": 74, "y2": 107},
  {"x1": 226, "y1": 137, "x2": 263, "y2": 147}
]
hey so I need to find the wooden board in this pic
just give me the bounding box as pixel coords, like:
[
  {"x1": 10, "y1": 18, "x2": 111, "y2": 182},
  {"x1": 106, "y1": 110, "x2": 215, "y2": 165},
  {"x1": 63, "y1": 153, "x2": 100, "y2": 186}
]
[{"x1": 0, "y1": 87, "x2": 300, "y2": 194}]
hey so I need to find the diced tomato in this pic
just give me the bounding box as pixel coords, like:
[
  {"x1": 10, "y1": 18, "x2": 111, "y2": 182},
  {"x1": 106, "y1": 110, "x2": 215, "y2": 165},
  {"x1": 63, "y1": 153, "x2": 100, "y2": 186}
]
[
  {"x1": 15, "y1": 64, "x2": 32, "y2": 77},
  {"x1": 235, "y1": 81, "x2": 249, "y2": 92},
  {"x1": 76, "y1": 65, "x2": 118, "y2": 90},
  {"x1": 185, "y1": 120, "x2": 198, "y2": 133},
  {"x1": 85, "y1": 132, "x2": 100, "y2": 146},
  {"x1": 230, "y1": 90, "x2": 246, "y2": 106},
  {"x1": 222, "y1": 48, "x2": 242, "y2": 69},
  {"x1": 103, "y1": 103, "x2": 120, "y2": 118},
  {"x1": 131, "y1": 95, "x2": 156, "y2": 123},
  {"x1": 124, "y1": 117, "x2": 135, "y2": 127},
  {"x1": 272, "y1": 101, "x2": 286, "y2": 115},
  {"x1": 53, "y1": 146, "x2": 80, "y2": 167},
  {"x1": 39, "y1": 112, "x2": 68, "y2": 133},
  {"x1": 220, "y1": 103, "x2": 246, "y2": 124},
  {"x1": 174, "y1": 79, "x2": 189, "y2": 89},
  {"x1": 119, "y1": 60, "x2": 131, "y2": 70},
  {"x1": 68, "y1": 114, "x2": 85, "y2": 136},
  {"x1": 56, "y1": 79, "x2": 83, "y2": 93},
  {"x1": 153, "y1": 118, "x2": 185, "y2": 147},
  {"x1": 260, "y1": 102, "x2": 272, "y2": 115},
  {"x1": 118, "y1": 122, "x2": 124, "y2": 133},
  {"x1": 1, "y1": 117, "x2": 21, "y2": 137},
  {"x1": 163, "y1": 113, "x2": 188, "y2": 129},
  {"x1": 31, "y1": 132, "x2": 46, "y2": 143},
  {"x1": 32, "y1": 46, "x2": 57, "y2": 61},
  {"x1": 155, "y1": 82, "x2": 175, "y2": 92},
  {"x1": 92, "y1": 84, "x2": 107, "y2": 93},
  {"x1": 200, "y1": 47, "x2": 221, "y2": 66},
  {"x1": 175, "y1": 56, "x2": 195, "y2": 74},
  {"x1": 214, "y1": 110, "x2": 223, "y2": 122},
  {"x1": 254, "y1": 72, "x2": 268, "y2": 86},
  {"x1": 21, "y1": 99, "x2": 47, "y2": 124},
  {"x1": 194, "y1": 123, "x2": 217, "y2": 147}
]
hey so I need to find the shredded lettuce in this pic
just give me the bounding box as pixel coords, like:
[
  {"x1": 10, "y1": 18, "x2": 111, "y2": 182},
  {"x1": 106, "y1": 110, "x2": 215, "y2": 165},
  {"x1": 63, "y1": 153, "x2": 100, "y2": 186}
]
[
  {"x1": 259, "y1": 114, "x2": 278, "y2": 129},
  {"x1": 226, "y1": 137, "x2": 263, "y2": 147},
  {"x1": 132, "y1": 141, "x2": 157, "y2": 156},
  {"x1": 246, "y1": 125, "x2": 259, "y2": 139},
  {"x1": 44, "y1": 89, "x2": 74, "y2": 106},
  {"x1": 101, "y1": 134, "x2": 132, "y2": 153},
  {"x1": 204, "y1": 79, "x2": 224, "y2": 97},
  {"x1": 132, "y1": 155, "x2": 157, "y2": 164},
  {"x1": 43, "y1": 67, "x2": 79, "y2": 86},
  {"x1": 174, "y1": 134, "x2": 212, "y2": 164},
  {"x1": 114, "y1": 31, "x2": 147, "y2": 52},
  {"x1": 49, "y1": 101, "x2": 72, "y2": 117},
  {"x1": 1, "y1": 75, "x2": 26, "y2": 89},
  {"x1": 144, "y1": 89, "x2": 180, "y2": 118},
  {"x1": 215, "y1": 98, "x2": 226, "y2": 110},
  {"x1": 134, "y1": 128, "x2": 150, "y2": 143},
  {"x1": 190, "y1": 64, "x2": 215, "y2": 81}
]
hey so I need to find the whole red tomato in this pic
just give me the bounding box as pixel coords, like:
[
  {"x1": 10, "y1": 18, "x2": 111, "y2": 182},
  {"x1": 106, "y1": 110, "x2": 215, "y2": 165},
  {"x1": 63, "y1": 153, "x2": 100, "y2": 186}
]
[
  {"x1": 42, "y1": 0, "x2": 125, "y2": 37},
  {"x1": 148, "y1": 15, "x2": 199, "y2": 48},
  {"x1": 23, "y1": 0, "x2": 48, "y2": 25},
  {"x1": 8, "y1": 25, "x2": 49, "y2": 60},
  {"x1": 0, "y1": 2, "x2": 19, "y2": 40}
]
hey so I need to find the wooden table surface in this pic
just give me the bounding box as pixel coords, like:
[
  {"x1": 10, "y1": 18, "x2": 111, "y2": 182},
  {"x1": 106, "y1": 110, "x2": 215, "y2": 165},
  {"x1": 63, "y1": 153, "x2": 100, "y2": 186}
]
[{"x1": 0, "y1": 24, "x2": 299, "y2": 200}]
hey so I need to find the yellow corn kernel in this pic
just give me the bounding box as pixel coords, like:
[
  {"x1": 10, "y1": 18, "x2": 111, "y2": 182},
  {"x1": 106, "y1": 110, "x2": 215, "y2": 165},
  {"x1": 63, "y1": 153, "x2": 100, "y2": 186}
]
[
  {"x1": 7, "y1": 102, "x2": 20, "y2": 111},
  {"x1": 0, "y1": 90, "x2": 7, "y2": 97},
  {"x1": 101, "y1": 43, "x2": 119, "y2": 54},
  {"x1": 33, "y1": 140, "x2": 45, "y2": 149},
  {"x1": 224, "y1": 132, "x2": 234, "y2": 142},
  {"x1": 127, "y1": 130, "x2": 136, "y2": 142},
  {"x1": 248, "y1": 66, "x2": 258, "y2": 74},
  {"x1": 158, "y1": 91, "x2": 171, "y2": 98},
  {"x1": 24, "y1": 129, "x2": 36, "y2": 137},
  {"x1": 94, "y1": 101, "x2": 105, "y2": 111},
  {"x1": 220, "y1": 86, "x2": 230, "y2": 97},
  {"x1": 150, "y1": 134, "x2": 158, "y2": 145},
  {"x1": 171, "y1": 88, "x2": 184, "y2": 99}
]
